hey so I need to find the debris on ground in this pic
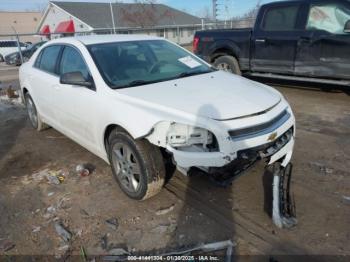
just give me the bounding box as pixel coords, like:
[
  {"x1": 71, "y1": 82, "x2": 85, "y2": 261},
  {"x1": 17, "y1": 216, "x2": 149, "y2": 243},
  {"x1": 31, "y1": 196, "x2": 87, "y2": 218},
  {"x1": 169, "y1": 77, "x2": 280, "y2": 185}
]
[
  {"x1": 155, "y1": 204, "x2": 175, "y2": 216},
  {"x1": 58, "y1": 244, "x2": 70, "y2": 252},
  {"x1": 47, "y1": 171, "x2": 66, "y2": 185},
  {"x1": 32, "y1": 226, "x2": 41, "y2": 233},
  {"x1": 31, "y1": 168, "x2": 67, "y2": 185},
  {"x1": 47, "y1": 173, "x2": 61, "y2": 185},
  {"x1": 104, "y1": 248, "x2": 130, "y2": 260},
  {"x1": 80, "y1": 246, "x2": 88, "y2": 262},
  {"x1": 105, "y1": 218, "x2": 119, "y2": 230},
  {"x1": 76, "y1": 164, "x2": 95, "y2": 177},
  {"x1": 309, "y1": 162, "x2": 334, "y2": 175},
  {"x1": 54, "y1": 222, "x2": 72, "y2": 242},
  {"x1": 6, "y1": 87, "x2": 19, "y2": 99},
  {"x1": 0, "y1": 87, "x2": 22, "y2": 105},
  {"x1": 47, "y1": 205, "x2": 56, "y2": 214},
  {"x1": 151, "y1": 223, "x2": 177, "y2": 235},
  {"x1": 0, "y1": 239, "x2": 15, "y2": 252},
  {"x1": 324, "y1": 167, "x2": 334, "y2": 175},
  {"x1": 32, "y1": 168, "x2": 50, "y2": 182},
  {"x1": 343, "y1": 196, "x2": 350, "y2": 202},
  {"x1": 55, "y1": 195, "x2": 72, "y2": 212},
  {"x1": 160, "y1": 240, "x2": 235, "y2": 262},
  {"x1": 101, "y1": 234, "x2": 109, "y2": 250},
  {"x1": 76, "y1": 229, "x2": 83, "y2": 237},
  {"x1": 80, "y1": 209, "x2": 89, "y2": 217}
]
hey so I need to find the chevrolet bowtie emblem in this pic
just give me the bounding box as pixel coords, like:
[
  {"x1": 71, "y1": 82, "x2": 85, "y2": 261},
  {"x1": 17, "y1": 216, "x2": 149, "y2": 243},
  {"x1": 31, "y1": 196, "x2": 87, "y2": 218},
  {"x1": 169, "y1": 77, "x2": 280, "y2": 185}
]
[{"x1": 268, "y1": 132, "x2": 278, "y2": 142}]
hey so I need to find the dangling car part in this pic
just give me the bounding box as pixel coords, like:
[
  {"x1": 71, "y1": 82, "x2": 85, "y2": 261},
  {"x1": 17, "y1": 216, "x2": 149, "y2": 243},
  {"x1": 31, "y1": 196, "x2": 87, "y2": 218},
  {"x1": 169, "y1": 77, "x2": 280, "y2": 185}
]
[{"x1": 272, "y1": 162, "x2": 297, "y2": 228}]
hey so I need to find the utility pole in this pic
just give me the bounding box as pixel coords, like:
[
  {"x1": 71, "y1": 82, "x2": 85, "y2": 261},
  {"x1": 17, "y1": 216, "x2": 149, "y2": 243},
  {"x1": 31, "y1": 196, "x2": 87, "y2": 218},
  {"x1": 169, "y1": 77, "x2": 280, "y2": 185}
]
[
  {"x1": 110, "y1": 1, "x2": 116, "y2": 34},
  {"x1": 11, "y1": 26, "x2": 23, "y2": 64},
  {"x1": 212, "y1": 0, "x2": 219, "y2": 22}
]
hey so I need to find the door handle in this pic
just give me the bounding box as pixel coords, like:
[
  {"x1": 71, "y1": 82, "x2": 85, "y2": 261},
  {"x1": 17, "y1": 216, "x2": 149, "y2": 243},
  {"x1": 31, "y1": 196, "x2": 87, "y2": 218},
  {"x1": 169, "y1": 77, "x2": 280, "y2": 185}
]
[{"x1": 255, "y1": 39, "x2": 266, "y2": 43}]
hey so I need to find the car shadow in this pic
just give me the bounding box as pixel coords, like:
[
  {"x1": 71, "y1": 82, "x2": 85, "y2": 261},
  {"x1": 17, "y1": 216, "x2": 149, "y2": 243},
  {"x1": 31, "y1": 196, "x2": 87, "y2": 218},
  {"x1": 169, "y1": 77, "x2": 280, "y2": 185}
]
[{"x1": 162, "y1": 104, "x2": 237, "y2": 257}]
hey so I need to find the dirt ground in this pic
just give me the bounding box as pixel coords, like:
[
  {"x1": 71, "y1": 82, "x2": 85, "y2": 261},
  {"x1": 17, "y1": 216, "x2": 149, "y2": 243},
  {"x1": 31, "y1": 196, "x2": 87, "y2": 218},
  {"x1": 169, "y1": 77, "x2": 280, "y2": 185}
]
[{"x1": 0, "y1": 63, "x2": 349, "y2": 258}]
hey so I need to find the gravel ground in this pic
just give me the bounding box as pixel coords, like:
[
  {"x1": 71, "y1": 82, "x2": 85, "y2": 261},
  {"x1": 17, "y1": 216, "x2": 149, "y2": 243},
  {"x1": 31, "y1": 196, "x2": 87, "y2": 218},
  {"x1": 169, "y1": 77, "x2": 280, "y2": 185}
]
[{"x1": 0, "y1": 65, "x2": 349, "y2": 258}]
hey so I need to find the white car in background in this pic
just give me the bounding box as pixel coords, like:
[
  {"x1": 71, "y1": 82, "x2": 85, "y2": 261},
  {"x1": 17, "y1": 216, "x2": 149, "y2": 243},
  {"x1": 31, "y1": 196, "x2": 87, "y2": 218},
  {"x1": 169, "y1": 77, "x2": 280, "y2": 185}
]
[
  {"x1": 19, "y1": 35, "x2": 296, "y2": 227},
  {"x1": 0, "y1": 40, "x2": 27, "y2": 62}
]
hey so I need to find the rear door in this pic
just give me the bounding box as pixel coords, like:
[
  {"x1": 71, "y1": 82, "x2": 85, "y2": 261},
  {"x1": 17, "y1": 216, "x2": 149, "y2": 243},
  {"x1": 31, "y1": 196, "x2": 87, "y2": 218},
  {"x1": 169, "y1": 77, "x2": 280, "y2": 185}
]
[
  {"x1": 251, "y1": 3, "x2": 303, "y2": 74},
  {"x1": 30, "y1": 45, "x2": 62, "y2": 125},
  {"x1": 295, "y1": 0, "x2": 350, "y2": 80}
]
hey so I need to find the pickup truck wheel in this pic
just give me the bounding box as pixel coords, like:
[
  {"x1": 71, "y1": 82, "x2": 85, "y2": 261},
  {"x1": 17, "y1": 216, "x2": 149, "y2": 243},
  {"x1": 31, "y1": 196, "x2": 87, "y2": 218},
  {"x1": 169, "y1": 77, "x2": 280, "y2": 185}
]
[
  {"x1": 0, "y1": 54, "x2": 4, "y2": 62},
  {"x1": 108, "y1": 129, "x2": 165, "y2": 200},
  {"x1": 214, "y1": 56, "x2": 241, "y2": 75},
  {"x1": 24, "y1": 93, "x2": 49, "y2": 131}
]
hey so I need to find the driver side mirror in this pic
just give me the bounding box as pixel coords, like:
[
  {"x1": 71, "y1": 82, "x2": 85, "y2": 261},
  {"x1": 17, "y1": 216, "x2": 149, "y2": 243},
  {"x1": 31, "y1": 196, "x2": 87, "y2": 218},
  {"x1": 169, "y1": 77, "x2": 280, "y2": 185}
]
[
  {"x1": 60, "y1": 71, "x2": 93, "y2": 88},
  {"x1": 344, "y1": 20, "x2": 350, "y2": 33}
]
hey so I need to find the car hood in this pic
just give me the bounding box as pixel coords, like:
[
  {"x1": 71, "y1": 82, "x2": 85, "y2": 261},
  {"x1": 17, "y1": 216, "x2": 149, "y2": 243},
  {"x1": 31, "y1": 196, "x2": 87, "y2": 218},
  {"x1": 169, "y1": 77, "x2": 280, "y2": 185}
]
[{"x1": 117, "y1": 71, "x2": 281, "y2": 120}]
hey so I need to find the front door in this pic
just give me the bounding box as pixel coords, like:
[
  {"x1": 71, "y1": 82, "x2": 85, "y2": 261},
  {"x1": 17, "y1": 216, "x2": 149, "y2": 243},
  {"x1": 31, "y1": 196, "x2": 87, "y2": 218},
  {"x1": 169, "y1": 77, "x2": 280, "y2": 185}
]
[
  {"x1": 251, "y1": 3, "x2": 303, "y2": 75},
  {"x1": 295, "y1": 1, "x2": 350, "y2": 80},
  {"x1": 54, "y1": 45, "x2": 98, "y2": 151}
]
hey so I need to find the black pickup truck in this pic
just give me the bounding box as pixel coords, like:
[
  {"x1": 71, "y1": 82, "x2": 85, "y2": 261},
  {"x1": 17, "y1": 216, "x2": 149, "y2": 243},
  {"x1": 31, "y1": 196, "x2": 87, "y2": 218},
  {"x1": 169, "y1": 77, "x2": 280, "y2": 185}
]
[{"x1": 194, "y1": 0, "x2": 350, "y2": 85}]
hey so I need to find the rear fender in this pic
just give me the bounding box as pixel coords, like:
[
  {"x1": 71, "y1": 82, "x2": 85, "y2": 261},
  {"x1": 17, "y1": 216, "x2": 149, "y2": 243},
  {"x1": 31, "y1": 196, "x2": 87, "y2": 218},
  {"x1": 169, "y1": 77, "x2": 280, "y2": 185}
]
[{"x1": 209, "y1": 40, "x2": 240, "y2": 62}]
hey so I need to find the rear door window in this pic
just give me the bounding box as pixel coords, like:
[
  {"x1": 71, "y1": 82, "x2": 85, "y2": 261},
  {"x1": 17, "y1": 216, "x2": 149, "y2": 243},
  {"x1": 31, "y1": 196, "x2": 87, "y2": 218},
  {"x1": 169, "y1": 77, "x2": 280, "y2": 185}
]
[
  {"x1": 306, "y1": 3, "x2": 350, "y2": 34},
  {"x1": 262, "y1": 5, "x2": 300, "y2": 31},
  {"x1": 37, "y1": 45, "x2": 62, "y2": 74}
]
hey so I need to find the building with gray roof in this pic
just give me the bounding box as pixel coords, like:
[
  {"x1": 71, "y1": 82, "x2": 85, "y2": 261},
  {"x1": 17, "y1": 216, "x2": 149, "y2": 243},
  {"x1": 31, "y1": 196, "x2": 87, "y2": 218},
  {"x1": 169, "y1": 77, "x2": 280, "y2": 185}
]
[{"x1": 37, "y1": 1, "x2": 205, "y2": 44}]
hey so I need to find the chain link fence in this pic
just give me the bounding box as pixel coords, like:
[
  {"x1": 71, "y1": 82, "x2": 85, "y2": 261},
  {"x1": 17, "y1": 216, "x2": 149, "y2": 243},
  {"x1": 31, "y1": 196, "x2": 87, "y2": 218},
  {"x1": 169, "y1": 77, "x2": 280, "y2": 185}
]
[{"x1": 0, "y1": 18, "x2": 254, "y2": 65}]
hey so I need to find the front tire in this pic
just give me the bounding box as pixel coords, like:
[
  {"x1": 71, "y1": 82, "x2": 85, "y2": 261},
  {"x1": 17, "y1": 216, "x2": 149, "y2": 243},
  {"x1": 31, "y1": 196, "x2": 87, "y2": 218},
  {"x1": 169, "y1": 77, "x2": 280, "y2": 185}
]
[
  {"x1": 24, "y1": 93, "x2": 49, "y2": 131},
  {"x1": 213, "y1": 55, "x2": 241, "y2": 75},
  {"x1": 108, "y1": 128, "x2": 165, "y2": 200}
]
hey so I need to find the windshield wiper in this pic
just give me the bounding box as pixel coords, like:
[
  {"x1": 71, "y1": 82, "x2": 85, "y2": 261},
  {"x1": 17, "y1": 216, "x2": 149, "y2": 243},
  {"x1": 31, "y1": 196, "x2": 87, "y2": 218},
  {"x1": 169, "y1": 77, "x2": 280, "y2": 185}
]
[
  {"x1": 176, "y1": 70, "x2": 212, "y2": 79},
  {"x1": 112, "y1": 79, "x2": 155, "y2": 89}
]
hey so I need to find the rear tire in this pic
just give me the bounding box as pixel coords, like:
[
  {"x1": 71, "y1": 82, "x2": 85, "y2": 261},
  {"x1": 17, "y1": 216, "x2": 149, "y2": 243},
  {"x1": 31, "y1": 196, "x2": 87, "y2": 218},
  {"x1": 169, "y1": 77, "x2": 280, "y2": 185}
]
[
  {"x1": 108, "y1": 128, "x2": 165, "y2": 200},
  {"x1": 24, "y1": 93, "x2": 49, "y2": 131},
  {"x1": 0, "y1": 54, "x2": 4, "y2": 62},
  {"x1": 213, "y1": 55, "x2": 241, "y2": 75}
]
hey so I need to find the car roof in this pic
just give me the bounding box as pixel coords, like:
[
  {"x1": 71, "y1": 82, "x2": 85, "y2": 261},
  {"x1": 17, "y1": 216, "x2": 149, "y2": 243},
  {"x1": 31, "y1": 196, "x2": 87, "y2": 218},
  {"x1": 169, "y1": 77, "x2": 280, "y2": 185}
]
[{"x1": 47, "y1": 34, "x2": 163, "y2": 46}]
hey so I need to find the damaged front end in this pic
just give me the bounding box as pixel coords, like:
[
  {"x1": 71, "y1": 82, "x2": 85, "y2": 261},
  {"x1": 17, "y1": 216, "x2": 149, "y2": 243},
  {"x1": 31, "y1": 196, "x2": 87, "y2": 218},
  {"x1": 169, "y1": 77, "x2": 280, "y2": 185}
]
[
  {"x1": 208, "y1": 127, "x2": 294, "y2": 186},
  {"x1": 146, "y1": 116, "x2": 297, "y2": 228}
]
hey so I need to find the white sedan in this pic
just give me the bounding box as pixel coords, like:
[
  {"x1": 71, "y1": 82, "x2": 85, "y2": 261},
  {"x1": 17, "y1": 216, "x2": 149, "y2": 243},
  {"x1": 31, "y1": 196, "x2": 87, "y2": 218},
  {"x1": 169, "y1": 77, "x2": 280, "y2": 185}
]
[{"x1": 19, "y1": 35, "x2": 296, "y2": 226}]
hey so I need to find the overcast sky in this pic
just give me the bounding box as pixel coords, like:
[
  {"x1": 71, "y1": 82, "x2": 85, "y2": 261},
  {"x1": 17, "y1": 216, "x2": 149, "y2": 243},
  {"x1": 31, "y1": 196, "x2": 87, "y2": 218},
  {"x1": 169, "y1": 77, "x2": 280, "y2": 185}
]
[{"x1": 0, "y1": 0, "x2": 278, "y2": 18}]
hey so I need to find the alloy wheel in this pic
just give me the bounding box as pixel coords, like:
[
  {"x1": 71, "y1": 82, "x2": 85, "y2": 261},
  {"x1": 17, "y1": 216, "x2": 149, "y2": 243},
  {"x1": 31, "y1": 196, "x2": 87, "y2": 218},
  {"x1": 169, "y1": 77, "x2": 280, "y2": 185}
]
[{"x1": 111, "y1": 143, "x2": 141, "y2": 193}]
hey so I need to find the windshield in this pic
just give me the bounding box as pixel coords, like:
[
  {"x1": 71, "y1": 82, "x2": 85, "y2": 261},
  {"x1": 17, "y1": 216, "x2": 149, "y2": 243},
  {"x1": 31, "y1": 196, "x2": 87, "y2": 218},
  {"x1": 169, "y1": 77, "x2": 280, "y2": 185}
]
[{"x1": 88, "y1": 40, "x2": 213, "y2": 89}]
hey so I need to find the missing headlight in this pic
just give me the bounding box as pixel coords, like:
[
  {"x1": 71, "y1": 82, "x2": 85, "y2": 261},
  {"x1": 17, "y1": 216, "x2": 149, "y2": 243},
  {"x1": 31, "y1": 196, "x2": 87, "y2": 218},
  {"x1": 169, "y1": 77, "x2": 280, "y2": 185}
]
[{"x1": 167, "y1": 123, "x2": 214, "y2": 149}]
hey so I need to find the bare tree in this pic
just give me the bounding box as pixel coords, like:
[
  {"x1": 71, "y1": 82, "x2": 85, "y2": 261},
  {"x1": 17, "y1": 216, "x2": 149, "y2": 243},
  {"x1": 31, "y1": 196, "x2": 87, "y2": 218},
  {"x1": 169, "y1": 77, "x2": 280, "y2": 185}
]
[
  {"x1": 233, "y1": 0, "x2": 262, "y2": 20},
  {"x1": 196, "y1": 6, "x2": 212, "y2": 19},
  {"x1": 119, "y1": 0, "x2": 174, "y2": 28}
]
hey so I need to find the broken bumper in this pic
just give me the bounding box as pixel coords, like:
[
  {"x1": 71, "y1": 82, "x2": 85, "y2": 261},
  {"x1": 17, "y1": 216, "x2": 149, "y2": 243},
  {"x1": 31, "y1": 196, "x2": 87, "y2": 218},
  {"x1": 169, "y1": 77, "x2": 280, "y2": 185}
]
[{"x1": 168, "y1": 126, "x2": 294, "y2": 172}]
